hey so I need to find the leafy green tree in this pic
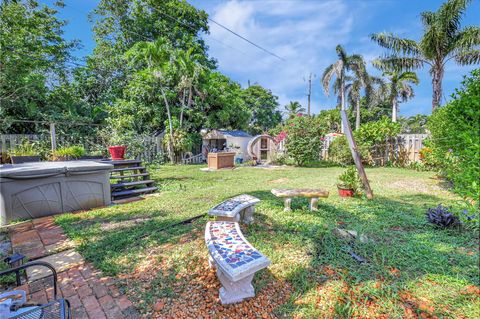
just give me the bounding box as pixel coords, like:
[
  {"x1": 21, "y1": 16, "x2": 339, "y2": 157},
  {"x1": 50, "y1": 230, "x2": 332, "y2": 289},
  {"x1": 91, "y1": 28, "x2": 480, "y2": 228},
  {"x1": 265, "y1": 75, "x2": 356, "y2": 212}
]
[
  {"x1": 284, "y1": 101, "x2": 306, "y2": 119},
  {"x1": 242, "y1": 85, "x2": 282, "y2": 134},
  {"x1": 371, "y1": 0, "x2": 480, "y2": 110},
  {"x1": 201, "y1": 72, "x2": 251, "y2": 130},
  {"x1": 372, "y1": 66, "x2": 419, "y2": 122},
  {"x1": 322, "y1": 45, "x2": 367, "y2": 132},
  {"x1": 426, "y1": 69, "x2": 480, "y2": 200},
  {"x1": 0, "y1": 0, "x2": 78, "y2": 133}
]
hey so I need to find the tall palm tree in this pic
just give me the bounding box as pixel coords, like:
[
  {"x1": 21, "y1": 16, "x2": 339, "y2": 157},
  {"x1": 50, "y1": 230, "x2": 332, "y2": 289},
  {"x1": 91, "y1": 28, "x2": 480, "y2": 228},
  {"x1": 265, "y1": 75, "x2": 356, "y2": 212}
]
[
  {"x1": 126, "y1": 39, "x2": 175, "y2": 163},
  {"x1": 371, "y1": 0, "x2": 480, "y2": 110},
  {"x1": 174, "y1": 48, "x2": 204, "y2": 128},
  {"x1": 322, "y1": 45, "x2": 366, "y2": 132},
  {"x1": 284, "y1": 101, "x2": 306, "y2": 119},
  {"x1": 373, "y1": 63, "x2": 419, "y2": 122}
]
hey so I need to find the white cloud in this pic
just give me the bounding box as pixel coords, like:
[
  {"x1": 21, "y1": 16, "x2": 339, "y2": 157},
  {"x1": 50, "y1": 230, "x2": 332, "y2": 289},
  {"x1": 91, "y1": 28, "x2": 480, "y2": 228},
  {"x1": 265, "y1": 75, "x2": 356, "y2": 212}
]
[{"x1": 204, "y1": 0, "x2": 357, "y2": 112}]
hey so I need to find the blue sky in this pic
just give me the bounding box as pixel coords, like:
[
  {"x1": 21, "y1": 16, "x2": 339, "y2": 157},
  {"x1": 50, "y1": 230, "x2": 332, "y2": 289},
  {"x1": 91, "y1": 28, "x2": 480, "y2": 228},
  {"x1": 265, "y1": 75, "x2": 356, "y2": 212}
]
[{"x1": 42, "y1": 0, "x2": 479, "y2": 116}]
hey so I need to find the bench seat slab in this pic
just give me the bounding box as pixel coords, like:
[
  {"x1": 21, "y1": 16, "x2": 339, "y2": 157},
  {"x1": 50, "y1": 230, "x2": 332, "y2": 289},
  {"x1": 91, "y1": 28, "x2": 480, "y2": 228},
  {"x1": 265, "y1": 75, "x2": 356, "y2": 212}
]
[
  {"x1": 205, "y1": 221, "x2": 270, "y2": 304},
  {"x1": 271, "y1": 188, "x2": 329, "y2": 198},
  {"x1": 208, "y1": 194, "x2": 260, "y2": 218}
]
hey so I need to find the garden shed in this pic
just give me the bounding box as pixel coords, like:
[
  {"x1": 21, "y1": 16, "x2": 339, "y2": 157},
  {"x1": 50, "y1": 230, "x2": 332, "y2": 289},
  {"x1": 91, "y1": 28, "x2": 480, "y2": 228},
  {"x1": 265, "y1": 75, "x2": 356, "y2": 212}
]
[{"x1": 201, "y1": 130, "x2": 252, "y2": 162}]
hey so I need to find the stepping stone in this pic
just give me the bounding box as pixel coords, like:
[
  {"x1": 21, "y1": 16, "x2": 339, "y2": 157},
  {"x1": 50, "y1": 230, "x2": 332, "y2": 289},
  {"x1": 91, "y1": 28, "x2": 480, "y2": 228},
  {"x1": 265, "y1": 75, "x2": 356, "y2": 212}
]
[{"x1": 26, "y1": 249, "x2": 83, "y2": 281}]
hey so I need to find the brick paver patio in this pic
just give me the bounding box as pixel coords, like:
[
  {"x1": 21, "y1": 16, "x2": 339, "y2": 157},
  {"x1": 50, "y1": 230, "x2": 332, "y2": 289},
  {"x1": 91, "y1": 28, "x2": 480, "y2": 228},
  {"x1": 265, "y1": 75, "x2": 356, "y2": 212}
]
[{"x1": 9, "y1": 216, "x2": 140, "y2": 319}]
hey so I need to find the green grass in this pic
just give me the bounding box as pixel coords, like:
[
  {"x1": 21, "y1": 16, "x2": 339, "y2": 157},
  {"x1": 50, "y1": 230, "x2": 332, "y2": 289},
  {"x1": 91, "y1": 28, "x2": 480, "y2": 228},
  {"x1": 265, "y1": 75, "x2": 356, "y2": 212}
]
[{"x1": 55, "y1": 165, "x2": 479, "y2": 318}]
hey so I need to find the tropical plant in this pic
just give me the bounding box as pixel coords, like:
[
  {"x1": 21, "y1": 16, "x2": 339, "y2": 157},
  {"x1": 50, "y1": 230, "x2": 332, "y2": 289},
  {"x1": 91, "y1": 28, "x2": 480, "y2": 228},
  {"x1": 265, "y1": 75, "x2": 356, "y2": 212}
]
[
  {"x1": 243, "y1": 85, "x2": 282, "y2": 134},
  {"x1": 8, "y1": 140, "x2": 39, "y2": 157},
  {"x1": 322, "y1": 45, "x2": 367, "y2": 132},
  {"x1": 372, "y1": 66, "x2": 419, "y2": 122},
  {"x1": 52, "y1": 145, "x2": 86, "y2": 159},
  {"x1": 337, "y1": 166, "x2": 361, "y2": 192},
  {"x1": 426, "y1": 205, "x2": 460, "y2": 228},
  {"x1": 126, "y1": 39, "x2": 176, "y2": 163},
  {"x1": 371, "y1": 0, "x2": 480, "y2": 110},
  {"x1": 284, "y1": 101, "x2": 306, "y2": 119}
]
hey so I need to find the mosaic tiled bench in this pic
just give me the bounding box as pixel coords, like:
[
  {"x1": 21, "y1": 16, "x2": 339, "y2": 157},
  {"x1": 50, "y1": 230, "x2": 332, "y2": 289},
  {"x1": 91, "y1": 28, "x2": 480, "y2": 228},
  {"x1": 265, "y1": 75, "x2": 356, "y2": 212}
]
[
  {"x1": 271, "y1": 188, "x2": 329, "y2": 211},
  {"x1": 205, "y1": 221, "x2": 270, "y2": 304},
  {"x1": 208, "y1": 194, "x2": 260, "y2": 224}
]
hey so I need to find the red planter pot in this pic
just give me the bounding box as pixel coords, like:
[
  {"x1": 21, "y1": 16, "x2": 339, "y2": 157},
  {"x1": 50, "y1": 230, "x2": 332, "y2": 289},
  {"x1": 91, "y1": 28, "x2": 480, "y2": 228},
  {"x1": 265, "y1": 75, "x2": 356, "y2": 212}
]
[
  {"x1": 108, "y1": 146, "x2": 126, "y2": 160},
  {"x1": 338, "y1": 187, "x2": 355, "y2": 198}
]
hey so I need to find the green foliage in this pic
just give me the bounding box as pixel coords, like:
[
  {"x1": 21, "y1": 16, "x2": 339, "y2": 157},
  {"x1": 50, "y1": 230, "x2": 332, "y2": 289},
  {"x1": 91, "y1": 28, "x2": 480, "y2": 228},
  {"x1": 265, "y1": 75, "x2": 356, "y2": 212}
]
[
  {"x1": 8, "y1": 140, "x2": 39, "y2": 156},
  {"x1": 337, "y1": 166, "x2": 362, "y2": 192},
  {"x1": 53, "y1": 145, "x2": 86, "y2": 159},
  {"x1": 242, "y1": 85, "x2": 282, "y2": 134},
  {"x1": 426, "y1": 69, "x2": 480, "y2": 201},
  {"x1": 328, "y1": 118, "x2": 401, "y2": 165},
  {"x1": 283, "y1": 116, "x2": 327, "y2": 166},
  {"x1": 0, "y1": 0, "x2": 79, "y2": 133}
]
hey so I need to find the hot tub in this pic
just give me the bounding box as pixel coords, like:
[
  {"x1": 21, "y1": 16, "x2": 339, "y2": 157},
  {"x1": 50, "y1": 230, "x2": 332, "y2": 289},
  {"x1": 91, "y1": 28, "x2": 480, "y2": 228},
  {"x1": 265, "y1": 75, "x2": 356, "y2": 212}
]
[{"x1": 0, "y1": 161, "x2": 113, "y2": 225}]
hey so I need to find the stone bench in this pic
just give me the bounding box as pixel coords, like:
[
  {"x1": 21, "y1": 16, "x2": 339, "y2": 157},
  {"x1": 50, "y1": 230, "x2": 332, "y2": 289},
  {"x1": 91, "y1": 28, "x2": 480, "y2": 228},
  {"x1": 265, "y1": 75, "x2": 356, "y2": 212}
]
[
  {"x1": 271, "y1": 188, "x2": 329, "y2": 211},
  {"x1": 208, "y1": 194, "x2": 260, "y2": 224},
  {"x1": 205, "y1": 221, "x2": 270, "y2": 304}
]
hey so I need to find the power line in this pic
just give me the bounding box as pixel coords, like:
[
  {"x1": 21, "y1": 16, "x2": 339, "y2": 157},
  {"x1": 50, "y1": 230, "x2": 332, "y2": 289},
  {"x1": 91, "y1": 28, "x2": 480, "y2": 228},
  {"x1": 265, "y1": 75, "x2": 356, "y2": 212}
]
[{"x1": 207, "y1": 17, "x2": 286, "y2": 61}]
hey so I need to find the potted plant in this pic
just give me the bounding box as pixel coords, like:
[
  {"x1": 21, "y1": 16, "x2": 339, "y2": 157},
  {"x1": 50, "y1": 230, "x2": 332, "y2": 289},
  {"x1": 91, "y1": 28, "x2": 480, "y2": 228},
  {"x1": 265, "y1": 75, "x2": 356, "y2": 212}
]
[
  {"x1": 105, "y1": 130, "x2": 128, "y2": 160},
  {"x1": 337, "y1": 166, "x2": 361, "y2": 197},
  {"x1": 8, "y1": 140, "x2": 41, "y2": 164}
]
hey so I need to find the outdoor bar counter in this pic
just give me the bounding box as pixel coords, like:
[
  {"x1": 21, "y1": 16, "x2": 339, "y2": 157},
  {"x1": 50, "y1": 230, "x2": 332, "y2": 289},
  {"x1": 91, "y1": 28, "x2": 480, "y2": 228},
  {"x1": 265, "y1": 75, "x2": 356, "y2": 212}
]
[{"x1": 0, "y1": 161, "x2": 113, "y2": 225}]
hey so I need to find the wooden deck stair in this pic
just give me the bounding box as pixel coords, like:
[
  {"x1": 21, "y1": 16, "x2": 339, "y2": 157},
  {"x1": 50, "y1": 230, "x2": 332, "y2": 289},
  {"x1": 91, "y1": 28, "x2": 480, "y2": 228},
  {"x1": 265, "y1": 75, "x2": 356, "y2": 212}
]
[{"x1": 108, "y1": 159, "x2": 157, "y2": 200}]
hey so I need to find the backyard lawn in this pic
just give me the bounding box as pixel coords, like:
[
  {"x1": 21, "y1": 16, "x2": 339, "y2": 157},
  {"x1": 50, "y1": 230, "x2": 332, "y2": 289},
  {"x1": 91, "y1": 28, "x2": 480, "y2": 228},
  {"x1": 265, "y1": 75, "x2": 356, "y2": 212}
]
[{"x1": 55, "y1": 165, "x2": 479, "y2": 318}]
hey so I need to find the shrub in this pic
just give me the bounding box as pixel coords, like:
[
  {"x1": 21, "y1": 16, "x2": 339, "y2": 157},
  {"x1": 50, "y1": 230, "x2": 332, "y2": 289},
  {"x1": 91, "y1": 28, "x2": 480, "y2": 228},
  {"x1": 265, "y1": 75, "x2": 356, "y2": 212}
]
[
  {"x1": 426, "y1": 69, "x2": 480, "y2": 201},
  {"x1": 283, "y1": 115, "x2": 326, "y2": 166}
]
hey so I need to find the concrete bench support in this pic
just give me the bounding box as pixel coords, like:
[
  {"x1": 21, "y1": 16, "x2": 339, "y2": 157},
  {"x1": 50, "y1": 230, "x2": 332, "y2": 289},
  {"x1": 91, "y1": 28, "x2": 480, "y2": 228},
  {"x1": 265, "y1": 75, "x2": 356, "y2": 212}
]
[
  {"x1": 205, "y1": 221, "x2": 270, "y2": 305},
  {"x1": 271, "y1": 189, "x2": 329, "y2": 212},
  {"x1": 208, "y1": 194, "x2": 260, "y2": 224}
]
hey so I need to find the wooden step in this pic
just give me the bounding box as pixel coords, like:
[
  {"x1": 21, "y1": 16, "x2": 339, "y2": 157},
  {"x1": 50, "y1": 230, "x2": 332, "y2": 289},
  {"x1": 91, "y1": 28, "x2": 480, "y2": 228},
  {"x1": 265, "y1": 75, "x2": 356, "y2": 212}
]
[
  {"x1": 110, "y1": 173, "x2": 149, "y2": 180},
  {"x1": 111, "y1": 180, "x2": 154, "y2": 188},
  {"x1": 112, "y1": 186, "x2": 157, "y2": 198},
  {"x1": 112, "y1": 166, "x2": 145, "y2": 173},
  {"x1": 108, "y1": 159, "x2": 142, "y2": 165}
]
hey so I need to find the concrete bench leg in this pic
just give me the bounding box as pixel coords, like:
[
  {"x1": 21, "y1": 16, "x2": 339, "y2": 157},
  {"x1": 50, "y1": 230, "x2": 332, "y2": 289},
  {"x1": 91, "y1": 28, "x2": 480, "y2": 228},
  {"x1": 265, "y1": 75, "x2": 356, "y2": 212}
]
[
  {"x1": 284, "y1": 198, "x2": 292, "y2": 212},
  {"x1": 217, "y1": 214, "x2": 241, "y2": 222},
  {"x1": 310, "y1": 198, "x2": 318, "y2": 211},
  {"x1": 216, "y1": 269, "x2": 255, "y2": 305},
  {"x1": 242, "y1": 206, "x2": 255, "y2": 224}
]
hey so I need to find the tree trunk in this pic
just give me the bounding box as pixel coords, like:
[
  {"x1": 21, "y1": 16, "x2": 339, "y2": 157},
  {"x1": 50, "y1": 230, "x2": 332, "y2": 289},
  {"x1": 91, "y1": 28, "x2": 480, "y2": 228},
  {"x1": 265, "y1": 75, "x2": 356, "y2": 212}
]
[
  {"x1": 392, "y1": 97, "x2": 398, "y2": 122},
  {"x1": 179, "y1": 88, "x2": 186, "y2": 128},
  {"x1": 355, "y1": 97, "x2": 361, "y2": 130},
  {"x1": 159, "y1": 86, "x2": 175, "y2": 164},
  {"x1": 431, "y1": 66, "x2": 444, "y2": 110},
  {"x1": 340, "y1": 75, "x2": 345, "y2": 133}
]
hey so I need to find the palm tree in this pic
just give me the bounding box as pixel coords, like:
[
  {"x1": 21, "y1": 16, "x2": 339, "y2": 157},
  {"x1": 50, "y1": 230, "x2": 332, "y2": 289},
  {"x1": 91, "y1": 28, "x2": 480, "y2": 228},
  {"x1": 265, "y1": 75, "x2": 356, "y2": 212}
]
[
  {"x1": 174, "y1": 48, "x2": 204, "y2": 128},
  {"x1": 126, "y1": 39, "x2": 175, "y2": 163},
  {"x1": 371, "y1": 0, "x2": 480, "y2": 110},
  {"x1": 322, "y1": 45, "x2": 366, "y2": 132},
  {"x1": 373, "y1": 64, "x2": 419, "y2": 122},
  {"x1": 284, "y1": 101, "x2": 306, "y2": 119}
]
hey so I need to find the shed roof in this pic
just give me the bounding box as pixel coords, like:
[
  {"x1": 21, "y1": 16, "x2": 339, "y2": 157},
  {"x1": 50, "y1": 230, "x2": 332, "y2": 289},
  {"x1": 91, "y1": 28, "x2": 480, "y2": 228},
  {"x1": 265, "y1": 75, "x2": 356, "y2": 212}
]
[{"x1": 218, "y1": 130, "x2": 251, "y2": 137}]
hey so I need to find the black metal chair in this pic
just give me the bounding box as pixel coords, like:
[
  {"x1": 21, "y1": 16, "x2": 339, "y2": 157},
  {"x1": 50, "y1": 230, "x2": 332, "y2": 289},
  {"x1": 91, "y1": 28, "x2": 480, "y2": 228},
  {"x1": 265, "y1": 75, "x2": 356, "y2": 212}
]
[{"x1": 0, "y1": 261, "x2": 71, "y2": 319}]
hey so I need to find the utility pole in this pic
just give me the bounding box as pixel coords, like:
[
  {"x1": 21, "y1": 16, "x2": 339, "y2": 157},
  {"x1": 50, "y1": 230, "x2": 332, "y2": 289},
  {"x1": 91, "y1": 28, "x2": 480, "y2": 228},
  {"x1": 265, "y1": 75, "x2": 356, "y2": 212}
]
[{"x1": 305, "y1": 73, "x2": 315, "y2": 116}]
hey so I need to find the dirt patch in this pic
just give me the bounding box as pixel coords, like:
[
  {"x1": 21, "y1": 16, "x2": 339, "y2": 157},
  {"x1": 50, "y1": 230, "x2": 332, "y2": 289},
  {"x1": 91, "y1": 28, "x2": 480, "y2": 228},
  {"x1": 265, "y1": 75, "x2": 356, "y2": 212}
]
[
  {"x1": 268, "y1": 178, "x2": 289, "y2": 184},
  {"x1": 100, "y1": 217, "x2": 152, "y2": 231}
]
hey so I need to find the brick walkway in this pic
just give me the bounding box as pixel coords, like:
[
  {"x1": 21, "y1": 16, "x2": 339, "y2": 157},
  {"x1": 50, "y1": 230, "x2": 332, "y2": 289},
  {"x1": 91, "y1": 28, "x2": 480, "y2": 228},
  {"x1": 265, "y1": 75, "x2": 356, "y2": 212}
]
[{"x1": 9, "y1": 216, "x2": 140, "y2": 319}]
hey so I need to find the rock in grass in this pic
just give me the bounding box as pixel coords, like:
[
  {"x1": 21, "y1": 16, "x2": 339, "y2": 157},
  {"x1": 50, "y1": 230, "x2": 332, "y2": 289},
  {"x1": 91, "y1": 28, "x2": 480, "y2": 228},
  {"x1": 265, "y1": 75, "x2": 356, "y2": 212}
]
[{"x1": 333, "y1": 228, "x2": 372, "y2": 243}]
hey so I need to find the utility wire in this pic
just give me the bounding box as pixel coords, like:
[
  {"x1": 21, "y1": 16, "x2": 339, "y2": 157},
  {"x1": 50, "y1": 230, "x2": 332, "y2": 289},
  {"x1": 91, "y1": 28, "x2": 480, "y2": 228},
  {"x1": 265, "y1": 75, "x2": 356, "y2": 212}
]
[{"x1": 207, "y1": 17, "x2": 286, "y2": 61}]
